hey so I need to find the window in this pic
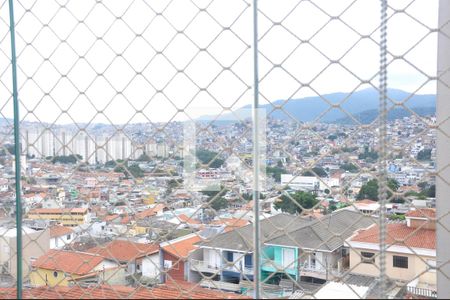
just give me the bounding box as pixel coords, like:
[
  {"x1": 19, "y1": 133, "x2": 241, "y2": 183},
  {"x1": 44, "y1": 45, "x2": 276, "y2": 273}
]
[
  {"x1": 393, "y1": 255, "x2": 408, "y2": 269},
  {"x1": 136, "y1": 264, "x2": 141, "y2": 271},
  {"x1": 361, "y1": 251, "x2": 375, "y2": 264},
  {"x1": 53, "y1": 271, "x2": 58, "y2": 278},
  {"x1": 66, "y1": 234, "x2": 71, "y2": 240}
]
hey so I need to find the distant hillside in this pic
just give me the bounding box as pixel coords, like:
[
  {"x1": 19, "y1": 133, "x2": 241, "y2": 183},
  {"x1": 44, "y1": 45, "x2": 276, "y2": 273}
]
[
  {"x1": 333, "y1": 106, "x2": 435, "y2": 124},
  {"x1": 199, "y1": 88, "x2": 436, "y2": 123}
]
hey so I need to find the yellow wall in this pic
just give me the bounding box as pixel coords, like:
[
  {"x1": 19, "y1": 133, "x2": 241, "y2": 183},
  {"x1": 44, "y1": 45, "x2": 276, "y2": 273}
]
[
  {"x1": 30, "y1": 268, "x2": 81, "y2": 287},
  {"x1": 27, "y1": 213, "x2": 86, "y2": 227},
  {"x1": 349, "y1": 248, "x2": 436, "y2": 286}
]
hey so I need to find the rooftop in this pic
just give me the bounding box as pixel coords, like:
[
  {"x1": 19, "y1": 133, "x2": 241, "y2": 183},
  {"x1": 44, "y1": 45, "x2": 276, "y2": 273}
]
[
  {"x1": 32, "y1": 250, "x2": 106, "y2": 275},
  {"x1": 49, "y1": 226, "x2": 74, "y2": 238},
  {"x1": 86, "y1": 240, "x2": 159, "y2": 262},
  {"x1": 349, "y1": 222, "x2": 436, "y2": 250}
]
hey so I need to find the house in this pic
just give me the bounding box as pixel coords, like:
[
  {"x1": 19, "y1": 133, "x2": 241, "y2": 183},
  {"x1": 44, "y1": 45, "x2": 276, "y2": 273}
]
[
  {"x1": 160, "y1": 233, "x2": 202, "y2": 283},
  {"x1": 261, "y1": 210, "x2": 374, "y2": 286},
  {"x1": 346, "y1": 208, "x2": 436, "y2": 298},
  {"x1": 0, "y1": 226, "x2": 50, "y2": 279},
  {"x1": 30, "y1": 249, "x2": 121, "y2": 287},
  {"x1": 189, "y1": 214, "x2": 306, "y2": 292},
  {"x1": 49, "y1": 225, "x2": 75, "y2": 249},
  {"x1": 86, "y1": 240, "x2": 160, "y2": 282},
  {"x1": 27, "y1": 208, "x2": 90, "y2": 227}
]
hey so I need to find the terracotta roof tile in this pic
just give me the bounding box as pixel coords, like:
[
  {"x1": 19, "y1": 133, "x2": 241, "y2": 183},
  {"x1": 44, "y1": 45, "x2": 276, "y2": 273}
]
[
  {"x1": 350, "y1": 223, "x2": 436, "y2": 250},
  {"x1": 135, "y1": 204, "x2": 165, "y2": 220},
  {"x1": 0, "y1": 283, "x2": 250, "y2": 299},
  {"x1": 177, "y1": 214, "x2": 201, "y2": 225},
  {"x1": 49, "y1": 226, "x2": 74, "y2": 238},
  {"x1": 32, "y1": 250, "x2": 106, "y2": 275},
  {"x1": 86, "y1": 240, "x2": 159, "y2": 262},
  {"x1": 406, "y1": 208, "x2": 436, "y2": 219},
  {"x1": 162, "y1": 234, "x2": 202, "y2": 259}
]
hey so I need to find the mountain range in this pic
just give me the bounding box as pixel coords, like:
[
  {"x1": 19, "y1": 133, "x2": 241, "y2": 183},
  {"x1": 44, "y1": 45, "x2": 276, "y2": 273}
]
[{"x1": 200, "y1": 88, "x2": 436, "y2": 124}]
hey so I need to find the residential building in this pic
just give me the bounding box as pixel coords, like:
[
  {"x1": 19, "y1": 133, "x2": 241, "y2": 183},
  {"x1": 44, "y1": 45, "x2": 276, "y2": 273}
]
[
  {"x1": 49, "y1": 226, "x2": 75, "y2": 249},
  {"x1": 160, "y1": 233, "x2": 202, "y2": 283},
  {"x1": 30, "y1": 249, "x2": 121, "y2": 287},
  {"x1": 0, "y1": 226, "x2": 50, "y2": 279},
  {"x1": 261, "y1": 210, "x2": 374, "y2": 285},
  {"x1": 189, "y1": 214, "x2": 306, "y2": 292},
  {"x1": 85, "y1": 240, "x2": 160, "y2": 282},
  {"x1": 346, "y1": 208, "x2": 436, "y2": 297},
  {"x1": 26, "y1": 208, "x2": 90, "y2": 227}
]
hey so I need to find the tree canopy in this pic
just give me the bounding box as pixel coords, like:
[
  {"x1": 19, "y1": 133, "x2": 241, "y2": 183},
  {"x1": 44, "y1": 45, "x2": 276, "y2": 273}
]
[
  {"x1": 52, "y1": 154, "x2": 82, "y2": 164},
  {"x1": 356, "y1": 178, "x2": 399, "y2": 201},
  {"x1": 417, "y1": 149, "x2": 432, "y2": 161},
  {"x1": 273, "y1": 191, "x2": 318, "y2": 214},
  {"x1": 196, "y1": 149, "x2": 225, "y2": 168},
  {"x1": 302, "y1": 167, "x2": 328, "y2": 177}
]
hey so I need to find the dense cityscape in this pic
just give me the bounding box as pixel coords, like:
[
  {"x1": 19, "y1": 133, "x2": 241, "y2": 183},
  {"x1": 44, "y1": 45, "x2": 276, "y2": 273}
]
[{"x1": 0, "y1": 111, "x2": 437, "y2": 298}]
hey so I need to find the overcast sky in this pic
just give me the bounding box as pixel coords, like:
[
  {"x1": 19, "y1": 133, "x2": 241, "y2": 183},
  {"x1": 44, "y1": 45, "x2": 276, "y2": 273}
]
[{"x1": 0, "y1": 0, "x2": 439, "y2": 124}]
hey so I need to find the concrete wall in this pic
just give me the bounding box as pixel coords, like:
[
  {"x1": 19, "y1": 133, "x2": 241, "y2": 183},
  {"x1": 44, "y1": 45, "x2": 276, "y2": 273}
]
[
  {"x1": 7, "y1": 229, "x2": 50, "y2": 280},
  {"x1": 349, "y1": 247, "x2": 436, "y2": 286}
]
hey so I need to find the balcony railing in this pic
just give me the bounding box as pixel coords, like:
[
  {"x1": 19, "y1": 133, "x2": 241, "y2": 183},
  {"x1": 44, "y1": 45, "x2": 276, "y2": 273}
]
[
  {"x1": 190, "y1": 259, "x2": 220, "y2": 274},
  {"x1": 191, "y1": 259, "x2": 253, "y2": 275}
]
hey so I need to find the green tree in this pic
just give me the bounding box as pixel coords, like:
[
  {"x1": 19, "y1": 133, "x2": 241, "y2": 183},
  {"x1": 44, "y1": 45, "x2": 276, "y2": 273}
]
[
  {"x1": 302, "y1": 167, "x2": 328, "y2": 177},
  {"x1": 340, "y1": 163, "x2": 358, "y2": 173},
  {"x1": 196, "y1": 149, "x2": 225, "y2": 168},
  {"x1": 210, "y1": 197, "x2": 229, "y2": 211},
  {"x1": 357, "y1": 179, "x2": 399, "y2": 201},
  {"x1": 200, "y1": 188, "x2": 229, "y2": 211},
  {"x1": 273, "y1": 191, "x2": 318, "y2": 214},
  {"x1": 137, "y1": 153, "x2": 152, "y2": 162},
  {"x1": 426, "y1": 184, "x2": 435, "y2": 197},
  {"x1": 417, "y1": 149, "x2": 432, "y2": 161},
  {"x1": 266, "y1": 166, "x2": 286, "y2": 182},
  {"x1": 52, "y1": 154, "x2": 82, "y2": 164}
]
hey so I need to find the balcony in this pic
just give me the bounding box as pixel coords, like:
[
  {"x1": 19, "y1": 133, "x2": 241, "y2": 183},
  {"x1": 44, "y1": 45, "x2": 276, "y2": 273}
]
[
  {"x1": 261, "y1": 259, "x2": 296, "y2": 274},
  {"x1": 299, "y1": 262, "x2": 343, "y2": 280},
  {"x1": 190, "y1": 259, "x2": 220, "y2": 274},
  {"x1": 190, "y1": 259, "x2": 253, "y2": 275}
]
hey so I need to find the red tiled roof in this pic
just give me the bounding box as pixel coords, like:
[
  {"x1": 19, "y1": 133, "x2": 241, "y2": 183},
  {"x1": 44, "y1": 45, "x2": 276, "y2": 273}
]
[
  {"x1": 103, "y1": 214, "x2": 120, "y2": 222},
  {"x1": 135, "y1": 204, "x2": 165, "y2": 220},
  {"x1": 162, "y1": 235, "x2": 202, "y2": 259},
  {"x1": 406, "y1": 208, "x2": 436, "y2": 219},
  {"x1": 350, "y1": 223, "x2": 436, "y2": 250},
  {"x1": 0, "y1": 283, "x2": 250, "y2": 299},
  {"x1": 32, "y1": 250, "x2": 105, "y2": 275},
  {"x1": 86, "y1": 240, "x2": 159, "y2": 262},
  {"x1": 357, "y1": 199, "x2": 378, "y2": 204},
  {"x1": 211, "y1": 218, "x2": 249, "y2": 228},
  {"x1": 177, "y1": 214, "x2": 201, "y2": 225},
  {"x1": 49, "y1": 226, "x2": 74, "y2": 238}
]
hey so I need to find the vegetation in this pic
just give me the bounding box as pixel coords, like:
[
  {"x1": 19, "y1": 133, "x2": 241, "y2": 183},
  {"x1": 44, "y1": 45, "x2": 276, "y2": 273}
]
[
  {"x1": 106, "y1": 159, "x2": 125, "y2": 168},
  {"x1": 340, "y1": 163, "x2": 359, "y2": 173},
  {"x1": 196, "y1": 149, "x2": 225, "y2": 168},
  {"x1": 52, "y1": 154, "x2": 82, "y2": 164},
  {"x1": 113, "y1": 161, "x2": 144, "y2": 178},
  {"x1": 302, "y1": 167, "x2": 328, "y2": 177},
  {"x1": 137, "y1": 153, "x2": 152, "y2": 162},
  {"x1": 389, "y1": 214, "x2": 406, "y2": 221},
  {"x1": 417, "y1": 149, "x2": 432, "y2": 161},
  {"x1": 266, "y1": 166, "x2": 286, "y2": 182},
  {"x1": 356, "y1": 178, "x2": 399, "y2": 201},
  {"x1": 201, "y1": 188, "x2": 229, "y2": 211},
  {"x1": 273, "y1": 191, "x2": 318, "y2": 214},
  {"x1": 358, "y1": 146, "x2": 378, "y2": 161}
]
